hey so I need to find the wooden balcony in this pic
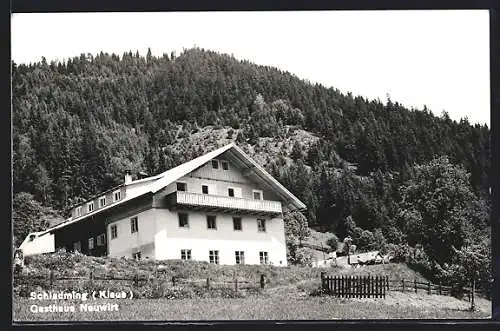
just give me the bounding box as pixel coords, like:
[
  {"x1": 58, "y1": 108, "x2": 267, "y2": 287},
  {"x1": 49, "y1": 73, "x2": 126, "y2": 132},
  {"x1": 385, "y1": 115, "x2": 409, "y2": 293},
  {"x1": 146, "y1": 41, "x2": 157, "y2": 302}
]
[{"x1": 166, "y1": 191, "x2": 282, "y2": 217}]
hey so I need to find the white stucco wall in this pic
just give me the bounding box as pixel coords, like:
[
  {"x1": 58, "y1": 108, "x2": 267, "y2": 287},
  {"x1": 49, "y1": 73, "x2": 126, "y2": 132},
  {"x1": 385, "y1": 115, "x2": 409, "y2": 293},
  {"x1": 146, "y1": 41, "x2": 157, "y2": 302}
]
[
  {"x1": 107, "y1": 207, "x2": 287, "y2": 266},
  {"x1": 19, "y1": 232, "x2": 55, "y2": 256},
  {"x1": 107, "y1": 209, "x2": 156, "y2": 259},
  {"x1": 154, "y1": 209, "x2": 287, "y2": 266}
]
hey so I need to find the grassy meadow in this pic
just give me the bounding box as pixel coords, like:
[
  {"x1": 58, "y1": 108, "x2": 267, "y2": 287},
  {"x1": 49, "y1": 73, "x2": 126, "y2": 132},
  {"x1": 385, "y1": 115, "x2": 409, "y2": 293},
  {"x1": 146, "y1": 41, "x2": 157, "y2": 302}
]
[
  {"x1": 13, "y1": 282, "x2": 491, "y2": 321},
  {"x1": 12, "y1": 252, "x2": 491, "y2": 321}
]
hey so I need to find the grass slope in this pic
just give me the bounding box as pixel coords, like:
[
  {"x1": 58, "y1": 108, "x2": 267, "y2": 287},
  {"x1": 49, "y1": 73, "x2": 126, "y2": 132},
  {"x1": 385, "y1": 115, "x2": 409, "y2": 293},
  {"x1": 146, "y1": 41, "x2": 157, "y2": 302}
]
[
  {"x1": 14, "y1": 285, "x2": 490, "y2": 321},
  {"x1": 13, "y1": 253, "x2": 491, "y2": 320}
]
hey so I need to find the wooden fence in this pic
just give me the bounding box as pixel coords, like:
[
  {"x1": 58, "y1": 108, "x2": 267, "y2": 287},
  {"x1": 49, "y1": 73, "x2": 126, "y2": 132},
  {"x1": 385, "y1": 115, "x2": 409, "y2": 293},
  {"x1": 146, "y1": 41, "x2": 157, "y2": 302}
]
[
  {"x1": 320, "y1": 272, "x2": 490, "y2": 307},
  {"x1": 13, "y1": 269, "x2": 268, "y2": 293},
  {"x1": 386, "y1": 278, "x2": 491, "y2": 301},
  {"x1": 321, "y1": 273, "x2": 387, "y2": 298}
]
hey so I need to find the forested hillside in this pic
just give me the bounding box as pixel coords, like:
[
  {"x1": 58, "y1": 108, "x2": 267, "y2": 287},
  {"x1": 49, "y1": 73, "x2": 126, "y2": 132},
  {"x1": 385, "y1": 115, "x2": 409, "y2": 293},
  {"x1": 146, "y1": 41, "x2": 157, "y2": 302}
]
[{"x1": 12, "y1": 48, "x2": 491, "y2": 287}]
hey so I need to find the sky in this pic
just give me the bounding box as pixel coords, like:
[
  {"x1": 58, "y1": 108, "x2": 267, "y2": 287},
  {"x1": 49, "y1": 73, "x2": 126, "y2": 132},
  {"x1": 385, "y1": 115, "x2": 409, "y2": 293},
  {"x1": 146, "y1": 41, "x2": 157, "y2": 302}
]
[{"x1": 11, "y1": 10, "x2": 490, "y2": 127}]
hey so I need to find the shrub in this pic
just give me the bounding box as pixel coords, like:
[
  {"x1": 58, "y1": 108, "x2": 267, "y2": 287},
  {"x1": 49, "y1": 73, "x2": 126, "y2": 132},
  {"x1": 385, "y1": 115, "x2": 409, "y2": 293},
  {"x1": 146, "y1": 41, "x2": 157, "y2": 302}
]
[
  {"x1": 290, "y1": 247, "x2": 314, "y2": 267},
  {"x1": 326, "y1": 236, "x2": 339, "y2": 251},
  {"x1": 309, "y1": 287, "x2": 330, "y2": 297},
  {"x1": 385, "y1": 243, "x2": 412, "y2": 263}
]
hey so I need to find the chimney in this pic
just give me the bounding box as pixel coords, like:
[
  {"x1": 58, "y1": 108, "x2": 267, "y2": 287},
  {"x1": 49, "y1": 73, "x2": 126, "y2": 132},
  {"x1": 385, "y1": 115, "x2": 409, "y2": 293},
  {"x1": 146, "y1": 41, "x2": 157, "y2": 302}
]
[
  {"x1": 137, "y1": 171, "x2": 149, "y2": 180},
  {"x1": 124, "y1": 170, "x2": 132, "y2": 184}
]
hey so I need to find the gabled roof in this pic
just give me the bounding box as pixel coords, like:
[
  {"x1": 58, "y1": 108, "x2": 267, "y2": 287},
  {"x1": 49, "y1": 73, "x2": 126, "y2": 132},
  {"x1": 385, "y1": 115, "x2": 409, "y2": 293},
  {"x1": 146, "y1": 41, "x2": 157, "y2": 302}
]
[{"x1": 39, "y1": 143, "x2": 306, "y2": 236}]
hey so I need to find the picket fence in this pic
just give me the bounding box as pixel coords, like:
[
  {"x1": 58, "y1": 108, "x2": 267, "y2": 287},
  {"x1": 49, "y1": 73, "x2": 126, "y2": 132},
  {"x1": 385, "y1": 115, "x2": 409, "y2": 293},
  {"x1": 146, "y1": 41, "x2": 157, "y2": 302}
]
[{"x1": 321, "y1": 273, "x2": 387, "y2": 298}]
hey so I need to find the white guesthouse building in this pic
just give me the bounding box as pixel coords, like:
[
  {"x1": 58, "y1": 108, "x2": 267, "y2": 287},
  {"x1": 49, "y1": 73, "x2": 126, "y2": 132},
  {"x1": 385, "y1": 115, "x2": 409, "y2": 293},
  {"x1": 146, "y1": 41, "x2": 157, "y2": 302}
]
[{"x1": 20, "y1": 143, "x2": 306, "y2": 266}]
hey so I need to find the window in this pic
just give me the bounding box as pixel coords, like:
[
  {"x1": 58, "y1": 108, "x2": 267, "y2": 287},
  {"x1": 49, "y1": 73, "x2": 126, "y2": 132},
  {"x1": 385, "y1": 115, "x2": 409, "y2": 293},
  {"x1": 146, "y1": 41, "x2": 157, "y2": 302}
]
[
  {"x1": 176, "y1": 182, "x2": 187, "y2": 191},
  {"x1": 181, "y1": 249, "x2": 192, "y2": 260},
  {"x1": 75, "y1": 206, "x2": 82, "y2": 217},
  {"x1": 235, "y1": 251, "x2": 245, "y2": 264},
  {"x1": 99, "y1": 196, "x2": 106, "y2": 208},
  {"x1": 110, "y1": 224, "x2": 118, "y2": 239},
  {"x1": 209, "y1": 250, "x2": 219, "y2": 264},
  {"x1": 87, "y1": 202, "x2": 94, "y2": 213},
  {"x1": 207, "y1": 215, "x2": 217, "y2": 229},
  {"x1": 259, "y1": 251, "x2": 269, "y2": 265},
  {"x1": 233, "y1": 217, "x2": 242, "y2": 231},
  {"x1": 130, "y1": 216, "x2": 138, "y2": 233},
  {"x1": 97, "y1": 233, "x2": 106, "y2": 246},
  {"x1": 88, "y1": 237, "x2": 94, "y2": 250},
  {"x1": 73, "y1": 241, "x2": 81, "y2": 252},
  {"x1": 178, "y1": 213, "x2": 189, "y2": 228},
  {"x1": 228, "y1": 188, "x2": 234, "y2": 197},
  {"x1": 132, "y1": 252, "x2": 141, "y2": 260},
  {"x1": 221, "y1": 160, "x2": 229, "y2": 170},
  {"x1": 257, "y1": 219, "x2": 266, "y2": 232},
  {"x1": 202, "y1": 185, "x2": 209, "y2": 194},
  {"x1": 211, "y1": 160, "x2": 219, "y2": 169},
  {"x1": 253, "y1": 190, "x2": 263, "y2": 200},
  {"x1": 113, "y1": 190, "x2": 121, "y2": 202}
]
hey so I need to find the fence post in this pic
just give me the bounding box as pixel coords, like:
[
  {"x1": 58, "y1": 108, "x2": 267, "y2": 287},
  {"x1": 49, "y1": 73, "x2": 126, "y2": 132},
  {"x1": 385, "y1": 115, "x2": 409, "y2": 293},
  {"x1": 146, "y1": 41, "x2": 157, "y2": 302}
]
[
  {"x1": 383, "y1": 276, "x2": 386, "y2": 299},
  {"x1": 356, "y1": 276, "x2": 360, "y2": 298},
  {"x1": 352, "y1": 276, "x2": 355, "y2": 298},
  {"x1": 353, "y1": 276, "x2": 356, "y2": 298},
  {"x1": 379, "y1": 276, "x2": 383, "y2": 298},
  {"x1": 172, "y1": 276, "x2": 176, "y2": 287},
  {"x1": 470, "y1": 277, "x2": 476, "y2": 311},
  {"x1": 90, "y1": 270, "x2": 93, "y2": 284},
  {"x1": 427, "y1": 281, "x2": 431, "y2": 295},
  {"x1": 321, "y1": 272, "x2": 326, "y2": 290},
  {"x1": 351, "y1": 276, "x2": 354, "y2": 298},
  {"x1": 363, "y1": 276, "x2": 370, "y2": 298},
  {"x1": 260, "y1": 274, "x2": 266, "y2": 289},
  {"x1": 206, "y1": 277, "x2": 211, "y2": 289},
  {"x1": 234, "y1": 278, "x2": 238, "y2": 292},
  {"x1": 50, "y1": 270, "x2": 54, "y2": 286},
  {"x1": 402, "y1": 279, "x2": 405, "y2": 293},
  {"x1": 134, "y1": 273, "x2": 139, "y2": 287},
  {"x1": 348, "y1": 276, "x2": 351, "y2": 298},
  {"x1": 362, "y1": 275, "x2": 365, "y2": 298},
  {"x1": 367, "y1": 275, "x2": 370, "y2": 298},
  {"x1": 378, "y1": 276, "x2": 382, "y2": 298},
  {"x1": 356, "y1": 276, "x2": 359, "y2": 298},
  {"x1": 439, "y1": 281, "x2": 442, "y2": 295},
  {"x1": 342, "y1": 275, "x2": 345, "y2": 298},
  {"x1": 414, "y1": 278, "x2": 417, "y2": 294}
]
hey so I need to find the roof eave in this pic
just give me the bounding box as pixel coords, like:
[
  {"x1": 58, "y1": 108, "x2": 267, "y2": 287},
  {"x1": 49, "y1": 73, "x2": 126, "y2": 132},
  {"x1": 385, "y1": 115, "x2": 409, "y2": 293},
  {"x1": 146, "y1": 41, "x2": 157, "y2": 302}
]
[{"x1": 40, "y1": 192, "x2": 154, "y2": 235}]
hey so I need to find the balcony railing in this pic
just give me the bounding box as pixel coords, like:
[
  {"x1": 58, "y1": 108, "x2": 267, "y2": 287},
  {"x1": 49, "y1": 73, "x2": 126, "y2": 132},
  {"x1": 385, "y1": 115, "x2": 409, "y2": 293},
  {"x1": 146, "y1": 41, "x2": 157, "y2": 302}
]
[{"x1": 167, "y1": 191, "x2": 282, "y2": 216}]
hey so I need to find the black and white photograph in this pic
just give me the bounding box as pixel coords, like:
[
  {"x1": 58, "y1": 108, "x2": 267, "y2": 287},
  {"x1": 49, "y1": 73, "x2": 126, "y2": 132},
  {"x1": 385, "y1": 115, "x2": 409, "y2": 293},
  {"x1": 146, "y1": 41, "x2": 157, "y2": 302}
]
[{"x1": 11, "y1": 10, "x2": 492, "y2": 321}]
